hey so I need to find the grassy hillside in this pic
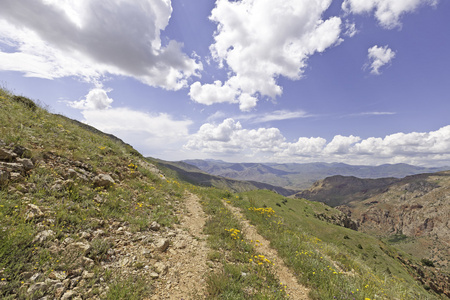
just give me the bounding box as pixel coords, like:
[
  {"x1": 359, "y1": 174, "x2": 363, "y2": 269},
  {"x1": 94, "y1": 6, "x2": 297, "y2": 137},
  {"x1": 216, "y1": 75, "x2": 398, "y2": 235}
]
[
  {"x1": 230, "y1": 190, "x2": 444, "y2": 299},
  {"x1": 1, "y1": 88, "x2": 446, "y2": 299},
  {"x1": 0, "y1": 89, "x2": 185, "y2": 299}
]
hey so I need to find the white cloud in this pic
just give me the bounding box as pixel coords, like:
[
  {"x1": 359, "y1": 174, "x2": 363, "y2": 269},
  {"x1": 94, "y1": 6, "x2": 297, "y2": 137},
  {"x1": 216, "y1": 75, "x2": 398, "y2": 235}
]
[
  {"x1": 69, "y1": 88, "x2": 113, "y2": 110},
  {"x1": 342, "y1": 0, "x2": 438, "y2": 29},
  {"x1": 189, "y1": 81, "x2": 238, "y2": 105},
  {"x1": 81, "y1": 107, "x2": 193, "y2": 157},
  {"x1": 184, "y1": 118, "x2": 285, "y2": 154},
  {"x1": 190, "y1": 0, "x2": 342, "y2": 111},
  {"x1": 250, "y1": 110, "x2": 309, "y2": 123},
  {"x1": 185, "y1": 120, "x2": 450, "y2": 166},
  {"x1": 0, "y1": 0, "x2": 202, "y2": 89},
  {"x1": 366, "y1": 45, "x2": 396, "y2": 75}
]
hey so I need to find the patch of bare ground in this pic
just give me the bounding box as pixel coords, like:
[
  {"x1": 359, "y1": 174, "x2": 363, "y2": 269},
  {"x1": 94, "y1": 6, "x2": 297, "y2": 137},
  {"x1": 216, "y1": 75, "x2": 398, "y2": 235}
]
[
  {"x1": 150, "y1": 191, "x2": 209, "y2": 299},
  {"x1": 223, "y1": 201, "x2": 310, "y2": 300}
]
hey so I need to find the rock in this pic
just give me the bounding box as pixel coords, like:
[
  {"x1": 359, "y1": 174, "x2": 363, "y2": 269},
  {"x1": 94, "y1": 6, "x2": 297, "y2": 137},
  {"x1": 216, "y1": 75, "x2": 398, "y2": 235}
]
[
  {"x1": 16, "y1": 158, "x2": 34, "y2": 171},
  {"x1": 154, "y1": 238, "x2": 170, "y2": 253},
  {"x1": 92, "y1": 229, "x2": 104, "y2": 238},
  {"x1": 32, "y1": 230, "x2": 55, "y2": 244},
  {"x1": 26, "y1": 204, "x2": 44, "y2": 221},
  {"x1": 48, "y1": 270, "x2": 67, "y2": 280},
  {"x1": 173, "y1": 240, "x2": 186, "y2": 250},
  {"x1": 0, "y1": 170, "x2": 8, "y2": 185},
  {"x1": 55, "y1": 286, "x2": 67, "y2": 299},
  {"x1": 12, "y1": 145, "x2": 29, "y2": 157},
  {"x1": 27, "y1": 282, "x2": 48, "y2": 296},
  {"x1": 150, "y1": 272, "x2": 159, "y2": 279},
  {"x1": 80, "y1": 257, "x2": 94, "y2": 268},
  {"x1": 67, "y1": 169, "x2": 77, "y2": 179},
  {"x1": 154, "y1": 262, "x2": 168, "y2": 275},
  {"x1": 30, "y1": 273, "x2": 44, "y2": 282},
  {"x1": 79, "y1": 232, "x2": 91, "y2": 239},
  {"x1": 0, "y1": 162, "x2": 24, "y2": 173},
  {"x1": 61, "y1": 290, "x2": 77, "y2": 300},
  {"x1": 93, "y1": 174, "x2": 115, "y2": 188},
  {"x1": 10, "y1": 172, "x2": 22, "y2": 181},
  {"x1": 82, "y1": 270, "x2": 95, "y2": 280},
  {"x1": 149, "y1": 221, "x2": 161, "y2": 231},
  {"x1": 0, "y1": 148, "x2": 16, "y2": 160},
  {"x1": 67, "y1": 242, "x2": 91, "y2": 255}
]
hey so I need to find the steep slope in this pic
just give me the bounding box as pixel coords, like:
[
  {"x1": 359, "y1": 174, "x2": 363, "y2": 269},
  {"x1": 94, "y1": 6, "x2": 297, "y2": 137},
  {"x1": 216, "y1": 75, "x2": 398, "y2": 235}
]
[
  {"x1": 184, "y1": 159, "x2": 449, "y2": 189},
  {"x1": 296, "y1": 171, "x2": 450, "y2": 295}
]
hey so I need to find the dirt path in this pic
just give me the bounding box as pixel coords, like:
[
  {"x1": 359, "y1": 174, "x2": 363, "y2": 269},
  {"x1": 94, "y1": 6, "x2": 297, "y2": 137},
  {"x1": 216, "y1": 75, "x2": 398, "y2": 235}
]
[
  {"x1": 223, "y1": 201, "x2": 310, "y2": 300},
  {"x1": 151, "y1": 192, "x2": 209, "y2": 299}
]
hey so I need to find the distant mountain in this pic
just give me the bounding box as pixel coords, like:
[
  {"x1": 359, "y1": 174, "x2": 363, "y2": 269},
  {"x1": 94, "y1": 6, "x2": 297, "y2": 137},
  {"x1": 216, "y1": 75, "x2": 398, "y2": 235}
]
[
  {"x1": 296, "y1": 171, "x2": 450, "y2": 274},
  {"x1": 182, "y1": 160, "x2": 449, "y2": 189},
  {"x1": 149, "y1": 159, "x2": 298, "y2": 196}
]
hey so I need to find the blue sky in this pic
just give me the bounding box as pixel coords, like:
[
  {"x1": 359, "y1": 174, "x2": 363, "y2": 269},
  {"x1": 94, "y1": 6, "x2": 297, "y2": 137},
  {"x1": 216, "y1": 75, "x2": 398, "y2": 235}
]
[{"x1": 0, "y1": 0, "x2": 449, "y2": 166}]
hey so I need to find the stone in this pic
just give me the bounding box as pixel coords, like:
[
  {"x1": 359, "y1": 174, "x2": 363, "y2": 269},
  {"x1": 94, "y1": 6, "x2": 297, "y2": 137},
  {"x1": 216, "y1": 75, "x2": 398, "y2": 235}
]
[
  {"x1": 30, "y1": 273, "x2": 44, "y2": 282},
  {"x1": 61, "y1": 290, "x2": 76, "y2": 300},
  {"x1": 48, "y1": 270, "x2": 67, "y2": 280},
  {"x1": 32, "y1": 230, "x2": 55, "y2": 244},
  {"x1": 0, "y1": 162, "x2": 24, "y2": 173},
  {"x1": 67, "y1": 169, "x2": 77, "y2": 178},
  {"x1": 150, "y1": 272, "x2": 159, "y2": 279},
  {"x1": 154, "y1": 238, "x2": 170, "y2": 253},
  {"x1": 13, "y1": 145, "x2": 29, "y2": 157},
  {"x1": 16, "y1": 158, "x2": 34, "y2": 171},
  {"x1": 27, "y1": 282, "x2": 48, "y2": 295},
  {"x1": 149, "y1": 221, "x2": 161, "y2": 231},
  {"x1": 93, "y1": 174, "x2": 115, "y2": 188},
  {"x1": 0, "y1": 148, "x2": 16, "y2": 160},
  {"x1": 26, "y1": 204, "x2": 44, "y2": 221},
  {"x1": 0, "y1": 170, "x2": 8, "y2": 185},
  {"x1": 154, "y1": 262, "x2": 168, "y2": 275},
  {"x1": 82, "y1": 270, "x2": 95, "y2": 280},
  {"x1": 67, "y1": 242, "x2": 91, "y2": 255},
  {"x1": 80, "y1": 257, "x2": 94, "y2": 268}
]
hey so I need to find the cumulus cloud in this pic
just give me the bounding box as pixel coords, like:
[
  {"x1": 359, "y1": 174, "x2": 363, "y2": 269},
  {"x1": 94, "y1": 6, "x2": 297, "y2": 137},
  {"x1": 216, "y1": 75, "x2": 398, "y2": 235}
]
[
  {"x1": 81, "y1": 107, "x2": 192, "y2": 156},
  {"x1": 69, "y1": 88, "x2": 114, "y2": 110},
  {"x1": 366, "y1": 45, "x2": 396, "y2": 75},
  {"x1": 184, "y1": 118, "x2": 285, "y2": 154},
  {"x1": 189, "y1": 0, "x2": 342, "y2": 111},
  {"x1": 185, "y1": 120, "x2": 450, "y2": 166},
  {"x1": 0, "y1": 0, "x2": 202, "y2": 89},
  {"x1": 342, "y1": 0, "x2": 438, "y2": 29}
]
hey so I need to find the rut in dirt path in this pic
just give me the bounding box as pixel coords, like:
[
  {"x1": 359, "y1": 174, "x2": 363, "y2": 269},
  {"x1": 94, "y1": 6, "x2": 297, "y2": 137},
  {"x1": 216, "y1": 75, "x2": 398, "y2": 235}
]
[
  {"x1": 223, "y1": 201, "x2": 310, "y2": 300},
  {"x1": 151, "y1": 192, "x2": 210, "y2": 299}
]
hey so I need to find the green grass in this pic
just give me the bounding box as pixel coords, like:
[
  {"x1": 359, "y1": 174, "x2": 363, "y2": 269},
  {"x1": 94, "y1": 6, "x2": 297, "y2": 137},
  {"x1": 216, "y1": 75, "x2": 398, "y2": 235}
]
[
  {"x1": 194, "y1": 187, "x2": 289, "y2": 299},
  {"x1": 231, "y1": 190, "x2": 440, "y2": 299},
  {"x1": 0, "y1": 89, "x2": 183, "y2": 297}
]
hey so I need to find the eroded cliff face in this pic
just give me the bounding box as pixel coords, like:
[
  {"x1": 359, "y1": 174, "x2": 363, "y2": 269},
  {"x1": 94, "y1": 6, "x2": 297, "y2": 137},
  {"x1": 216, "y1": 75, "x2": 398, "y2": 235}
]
[{"x1": 298, "y1": 171, "x2": 450, "y2": 274}]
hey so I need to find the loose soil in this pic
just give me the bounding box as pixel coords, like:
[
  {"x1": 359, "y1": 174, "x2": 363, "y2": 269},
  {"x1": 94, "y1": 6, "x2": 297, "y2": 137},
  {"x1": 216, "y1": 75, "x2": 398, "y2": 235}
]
[{"x1": 150, "y1": 192, "x2": 209, "y2": 299}]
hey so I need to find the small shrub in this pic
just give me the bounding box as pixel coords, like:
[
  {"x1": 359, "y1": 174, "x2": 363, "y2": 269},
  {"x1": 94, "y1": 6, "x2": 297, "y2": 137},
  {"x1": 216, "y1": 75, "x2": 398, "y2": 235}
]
[{"x1": 421, "y1": 258, "x2": 435, "y2": 267}]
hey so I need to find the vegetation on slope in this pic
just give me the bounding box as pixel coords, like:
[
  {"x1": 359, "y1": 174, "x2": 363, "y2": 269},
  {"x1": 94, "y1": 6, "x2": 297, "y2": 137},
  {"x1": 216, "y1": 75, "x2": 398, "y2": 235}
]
[
  {"x1": 1, "y1": 88, "x2": 446, "y2": 299},
  {"x1": 0, "y1": 88, "x2": 183, "y2": 299},
  {"x1": 229, "y1": 190, "x2": 443, "y2": 299}
]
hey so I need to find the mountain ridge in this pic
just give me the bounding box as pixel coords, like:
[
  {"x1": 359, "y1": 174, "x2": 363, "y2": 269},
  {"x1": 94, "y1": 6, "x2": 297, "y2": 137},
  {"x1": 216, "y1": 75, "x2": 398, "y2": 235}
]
[{"x1": 183, "y1": 159, "x2": 449, "y2": 189}]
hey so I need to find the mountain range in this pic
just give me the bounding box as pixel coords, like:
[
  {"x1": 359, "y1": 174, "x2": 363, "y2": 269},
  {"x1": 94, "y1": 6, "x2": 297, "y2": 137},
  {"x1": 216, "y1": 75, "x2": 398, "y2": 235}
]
[{"x1": 182, "y1": 159, "x2": 449, "y2": 190}]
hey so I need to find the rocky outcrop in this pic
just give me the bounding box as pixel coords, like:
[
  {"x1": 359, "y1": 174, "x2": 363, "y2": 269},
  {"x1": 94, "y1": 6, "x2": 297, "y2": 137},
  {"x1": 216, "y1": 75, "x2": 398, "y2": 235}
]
[{"x1": 0, "y1": 142, "x2": 35, "y2": 186}]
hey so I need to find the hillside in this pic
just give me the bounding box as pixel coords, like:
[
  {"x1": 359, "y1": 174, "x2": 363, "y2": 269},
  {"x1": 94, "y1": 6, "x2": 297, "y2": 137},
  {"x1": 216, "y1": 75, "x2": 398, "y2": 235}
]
[
  {"x1": 296, "y1": 172, "x2": 450, "y2": 293},
  {"x1": 183, "y1": 159, "x2": 449, "y2": 189},
  {"x1": 152, "y1": 159, "x2": 298, "y2": 196},
  {"x1": 1, "y1": 89, "x2": 447, "y2": 299}
]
